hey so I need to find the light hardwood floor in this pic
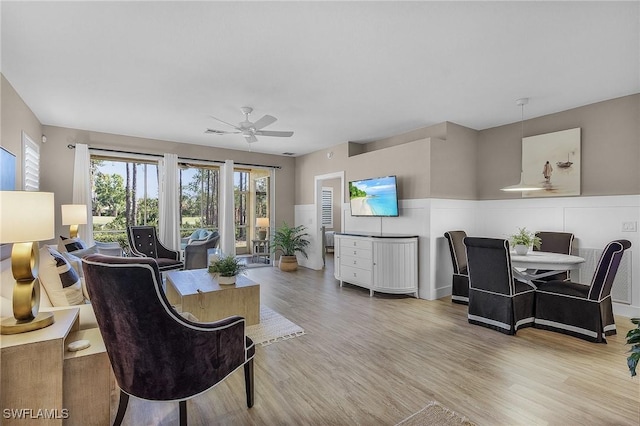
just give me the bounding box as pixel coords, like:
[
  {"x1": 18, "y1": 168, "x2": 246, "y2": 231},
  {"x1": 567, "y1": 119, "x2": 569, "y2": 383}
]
[{"x1": 115, "y1": 255, "x2": 639, "y2": 425}]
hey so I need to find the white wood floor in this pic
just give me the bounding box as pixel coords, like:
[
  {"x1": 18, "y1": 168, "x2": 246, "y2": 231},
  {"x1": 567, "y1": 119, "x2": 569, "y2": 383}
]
[{"x1": 113, "y1": 254, "x2": 640, "y2": 425}]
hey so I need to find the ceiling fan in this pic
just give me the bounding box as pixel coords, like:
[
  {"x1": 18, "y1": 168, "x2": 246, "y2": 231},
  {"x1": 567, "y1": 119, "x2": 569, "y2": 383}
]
[{"x1": 205, "y1": 106, "x2": 294, "y2": 144}]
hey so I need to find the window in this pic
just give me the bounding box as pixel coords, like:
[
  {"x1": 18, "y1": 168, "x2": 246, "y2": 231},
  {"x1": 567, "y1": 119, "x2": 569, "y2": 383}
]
[
  {"x1": 179, "y1": 164, "x2": 219, "y2": 238},
  {"x1": 90, "y1": 157, "x2": 159, "y2": 245},
  {"x1": 22, "y1": 131, "x2": 39, "y2": 191},
  {"x1": 321, "y1": 187, "x2": 333, "y2": 228}
]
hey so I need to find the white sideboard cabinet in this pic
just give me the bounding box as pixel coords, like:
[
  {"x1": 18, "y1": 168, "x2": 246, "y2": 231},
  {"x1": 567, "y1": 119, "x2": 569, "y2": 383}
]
[{"x1": 334, "y1": 233, "x2": 418, "y2": 297}]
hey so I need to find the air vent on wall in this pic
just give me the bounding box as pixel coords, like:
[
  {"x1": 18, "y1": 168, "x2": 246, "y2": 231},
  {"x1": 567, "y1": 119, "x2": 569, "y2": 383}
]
[{"x1": 282, "y1": 152, "x2": 295, "y2": 156}]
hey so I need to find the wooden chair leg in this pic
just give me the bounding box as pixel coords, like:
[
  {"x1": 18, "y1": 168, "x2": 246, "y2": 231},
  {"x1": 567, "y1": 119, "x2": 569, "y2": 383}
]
[
  {"x1": 113, "y1": 390, "x2": 129, "y2": 426},
  {"x1": 179, "y1": 401, "x2": 187, "y2": 426},
  {"x1": 244, "y1": 358, "x2": 254, "y2": 408}
]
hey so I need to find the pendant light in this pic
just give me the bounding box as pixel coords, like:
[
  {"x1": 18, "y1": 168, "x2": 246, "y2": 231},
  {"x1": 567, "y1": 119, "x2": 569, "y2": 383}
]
[{"x1": 500, "y1": 98, "x2": 543, "y2": 192}]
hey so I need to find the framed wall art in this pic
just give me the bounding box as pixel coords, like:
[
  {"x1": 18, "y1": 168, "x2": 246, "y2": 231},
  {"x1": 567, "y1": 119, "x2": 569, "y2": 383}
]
[{"x1": 522, "y1": 128, "x2": 581, "y2": 198}]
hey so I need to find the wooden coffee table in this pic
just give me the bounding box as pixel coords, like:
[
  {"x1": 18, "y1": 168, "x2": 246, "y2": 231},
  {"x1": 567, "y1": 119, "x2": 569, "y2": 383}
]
[{"x1": 165, "y1": 269, "x2": 260, "y2": 325}]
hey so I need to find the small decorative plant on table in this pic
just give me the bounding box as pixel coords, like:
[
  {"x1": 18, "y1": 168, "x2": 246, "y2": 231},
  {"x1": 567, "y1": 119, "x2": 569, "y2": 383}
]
[
  {"x1": 627, "y1": 318, "x2": 640, "y2": 377},
  {"x1": 509, "y1": 227, "x2": 542, "y2": 255},
  {"x1": 208, "y1": 253, "x2": 246, "y2": 285},
  {"x1": 271, "y1": 222, "x2": 310, "y2": 272}
]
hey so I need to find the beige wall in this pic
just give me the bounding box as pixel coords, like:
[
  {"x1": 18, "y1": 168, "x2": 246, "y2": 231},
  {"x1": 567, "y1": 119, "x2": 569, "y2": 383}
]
[
  {"x1": 297, "y1": 94, "x2": 639, "y2": 206},
  {"x1": 430, "y1": 122, "x2": 478, "y2": 199},
  {"x1": 1, "y1": 74, "x2": 42, "y2": 190},
  {"x1": 478, "y1": 94, "x2": 640, "y2": 199},
  {"x1": 40, "y1": 126, "x2": 297, "y2": 239}
]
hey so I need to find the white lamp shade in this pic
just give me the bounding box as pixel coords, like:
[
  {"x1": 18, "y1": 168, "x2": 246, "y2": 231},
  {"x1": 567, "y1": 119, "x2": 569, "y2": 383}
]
[
  {"x1": 256, "y1": 217, "x2": 269, "y2": 228},
  {"x1": 0, "y1": 191, "x2": 55, "y2": 243},
  {"x1": 61, "y1": 204, "x2": 88, "y2": 225}
]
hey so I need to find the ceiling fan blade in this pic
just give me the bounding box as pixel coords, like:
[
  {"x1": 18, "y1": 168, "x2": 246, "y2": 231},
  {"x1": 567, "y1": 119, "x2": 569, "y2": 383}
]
[
  {"x1": 255, "y1": 130, "x2": 294, "y2": 137},
  {"x1": 210, "y1": 115, "x2": 241, "y2": 130},
  {"x1": 205, "y1": 129, "x2": 240, "y2": 135},
  {"x1": 244, "y1": 134, "x2": 258, "y2": 144},
  {"x1": 252, "y1": 115, "x2": 277, "y2": 130}
]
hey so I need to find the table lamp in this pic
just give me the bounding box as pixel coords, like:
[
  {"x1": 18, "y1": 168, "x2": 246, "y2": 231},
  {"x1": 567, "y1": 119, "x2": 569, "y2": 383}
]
[
  {"x1": 0, "y1": 191, "x2": 55, "y2": 334},
  {"x1": 256, "y1": 217, "x2": 269, "y2": 240},
  {"x1": 61, "y1": 204, "x2": 87, "y2": 238}
]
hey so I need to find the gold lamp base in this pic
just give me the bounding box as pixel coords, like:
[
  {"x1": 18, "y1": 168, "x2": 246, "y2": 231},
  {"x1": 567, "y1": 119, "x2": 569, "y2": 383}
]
[{"x1": 1, "y1": 311, "x2": 54, "y2": 335}]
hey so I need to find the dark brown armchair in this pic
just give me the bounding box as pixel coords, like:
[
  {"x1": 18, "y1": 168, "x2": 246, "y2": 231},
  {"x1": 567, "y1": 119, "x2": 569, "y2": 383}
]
[
  {"x1": 126, "y1": 226, "x2": 184, "y2": 272},
  {"x1": 82, "y1": 254, "x2": 255, "y2": 426}
]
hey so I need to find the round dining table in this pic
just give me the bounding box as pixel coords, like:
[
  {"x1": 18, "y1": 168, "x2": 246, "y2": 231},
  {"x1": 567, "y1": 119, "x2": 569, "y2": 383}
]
[{"x1": 510, "y1": 251, "x2": 585, "y2": 287}]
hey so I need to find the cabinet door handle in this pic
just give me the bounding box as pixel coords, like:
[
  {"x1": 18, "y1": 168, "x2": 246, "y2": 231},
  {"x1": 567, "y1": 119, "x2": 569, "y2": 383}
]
[
  {"x1": 353, "y1": 272, "x2": 357, "y2": 277},
  {"x1": 353, "y1": 250, "x2": 357, "y2": 255},
  {"x1": 353, "y1": 260, "x2": 357, "y2": 265}
]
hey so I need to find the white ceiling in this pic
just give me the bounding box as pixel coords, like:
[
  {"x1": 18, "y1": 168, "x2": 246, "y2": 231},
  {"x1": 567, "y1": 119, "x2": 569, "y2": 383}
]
[{"x1": 2, "y1": 1, "x2": 638, "y2": 157}]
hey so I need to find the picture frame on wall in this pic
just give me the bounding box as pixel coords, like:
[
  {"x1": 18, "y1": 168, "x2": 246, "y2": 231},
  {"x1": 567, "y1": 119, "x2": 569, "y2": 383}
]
[
  {"x1": 522, "y1": 128, "x2": 581, "y2": 198},
  {"x1": 1, "y1": 146, "x2": 17, "y2": 260}
]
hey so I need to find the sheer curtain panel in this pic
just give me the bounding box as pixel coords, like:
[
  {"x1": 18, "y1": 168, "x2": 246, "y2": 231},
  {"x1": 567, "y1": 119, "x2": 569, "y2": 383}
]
[
  {"x1": 73, "y1": 143, "x2": 94, "y2": 246},
  {"x1": 158, "y1": 153, "x2": 180, "y2": 251}
]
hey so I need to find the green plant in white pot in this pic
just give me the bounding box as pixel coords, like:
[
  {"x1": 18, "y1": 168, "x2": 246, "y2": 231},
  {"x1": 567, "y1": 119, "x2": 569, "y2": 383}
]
[
  {"x1": 271, "y1": 222, "x2": 310, "y2": 271},
  {"x1": 208, "y1": 253, "x2": 246, "y2": 285},
  {"x1": 627, "y1": 318, "x2": 640, "y2": 377},
  {"x1": 509, "y1": 227, "x2": 542, "y2": 255}
]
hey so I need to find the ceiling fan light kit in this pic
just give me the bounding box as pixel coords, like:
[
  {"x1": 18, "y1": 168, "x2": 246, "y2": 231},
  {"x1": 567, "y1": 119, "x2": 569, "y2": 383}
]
[{"x1": 206, "y1": 106, "x2": 294, "y2": 145}]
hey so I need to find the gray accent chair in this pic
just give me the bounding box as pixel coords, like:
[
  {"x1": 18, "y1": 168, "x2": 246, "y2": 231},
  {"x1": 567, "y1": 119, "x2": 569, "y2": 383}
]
[
  {"x1": 184, "y1": 231, "x2": 220, "y2": 270},
  {"x1": 126, "y1": 226, "x2": 184, "y2": 272},
  {"x1": 82, "y1": 254, "x2": 255, "y2": 426},
  {"x1": 533, "y1": 231, "x2": 575, "y2": 281},
  {"x1": 534, "y1": 239, "x2": 630, "y2": 343},
  {"x1": 464, "y1": 237, "x2": 536, "y2": 335},
  {"x1": 444, "y1": 231, "x2": 469, "y2": 304}
]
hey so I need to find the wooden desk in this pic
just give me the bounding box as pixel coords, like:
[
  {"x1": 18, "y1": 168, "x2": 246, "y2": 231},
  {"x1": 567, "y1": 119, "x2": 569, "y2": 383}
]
[
  {"x1": 1, "y1": 308, "x2": 111, "y2": 425},
  {"x1": 511, "y1": 251, "x2": 585, "y2": 286},
  {"x1": 165, "y1": 269, "x2": 260, "y2": 325}
]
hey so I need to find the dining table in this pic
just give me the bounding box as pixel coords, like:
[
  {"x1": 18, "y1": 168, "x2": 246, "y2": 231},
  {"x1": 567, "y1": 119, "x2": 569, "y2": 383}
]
[{"x1": 510, "y1": 250, "x2": 585, "y2": 287}]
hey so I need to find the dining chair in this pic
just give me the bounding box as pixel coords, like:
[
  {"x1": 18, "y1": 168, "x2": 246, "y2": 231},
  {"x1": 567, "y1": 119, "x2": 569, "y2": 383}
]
[
  {"x1": 127, "y1": 226, "x2": 184, "y2": 272},
  {"x1": 533, "y1": 231, "x2": 575, "y2": 281},
  {"x1": 444, "y1": 231, "x2": 469, "y2": 304},
  {"x1": 534, "y1": 239, "x2": 631, "y2": 343},
  {"x1": 82, "y1": 254, "x2": 255, "y2": 426},
  {"x1": 464, "y1": 237, "x2": 536, "y2": 335}
]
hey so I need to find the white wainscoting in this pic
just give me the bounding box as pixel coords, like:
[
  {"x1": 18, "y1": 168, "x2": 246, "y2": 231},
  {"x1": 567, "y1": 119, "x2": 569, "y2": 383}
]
[{"x1": 297, "y1": 194, "x2": 640, "y2": 317}]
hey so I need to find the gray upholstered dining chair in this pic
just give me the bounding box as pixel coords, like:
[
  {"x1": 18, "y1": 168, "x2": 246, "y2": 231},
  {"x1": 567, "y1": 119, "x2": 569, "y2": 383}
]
[
  {"x1": 126, "y1": 225, "x2": 184, "y2": 272},
  {"x1": 444, "y1": 231, "x2": 469, "y2": 304},
  {"x1": 82, "y1": 254, "x2": 255, "y2": 426},
  {"x1": 534, "y1": 239, "x2": 630, "y2": 343},
  {"x1": 464, "y1": 237, "x2": 536, "y2": 335},
  {"x1": 533, "y1": 231, "x2": 574, "y2": 281}
]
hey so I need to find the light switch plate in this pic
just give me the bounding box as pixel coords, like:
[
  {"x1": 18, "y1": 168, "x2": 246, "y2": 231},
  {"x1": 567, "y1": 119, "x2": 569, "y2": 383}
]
[{"x1": 622, "y1": 221, "x2": 637, "y2": 232}]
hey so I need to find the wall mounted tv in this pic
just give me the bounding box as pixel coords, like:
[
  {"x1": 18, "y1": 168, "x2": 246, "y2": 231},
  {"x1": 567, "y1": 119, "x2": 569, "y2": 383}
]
[{"x1": 349, "y1": 175, "x2": 399, "y2": 217}]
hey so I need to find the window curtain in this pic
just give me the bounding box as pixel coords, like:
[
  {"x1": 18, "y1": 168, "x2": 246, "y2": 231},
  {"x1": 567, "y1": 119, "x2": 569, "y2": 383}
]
[
  {"x1": 219, "y1": 160, "x2": 235, "y2": 256},
  {"x1": 72, "y1": 143, "x2": 94, "y2": 246},
  {"x1": 158, "y1": 153, "x2": 180, "y2": 251}
]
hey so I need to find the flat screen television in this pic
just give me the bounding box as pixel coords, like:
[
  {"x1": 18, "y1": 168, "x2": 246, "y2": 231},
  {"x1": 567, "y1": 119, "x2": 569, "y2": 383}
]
[{"x1": 349, "y1": 175, "x2": 399, "y2": 217}]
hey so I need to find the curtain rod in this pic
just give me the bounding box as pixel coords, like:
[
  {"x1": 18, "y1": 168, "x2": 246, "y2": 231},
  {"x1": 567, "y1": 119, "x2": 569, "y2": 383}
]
[{"x1": 67, "y1": 144, "x2": 282, "y2": 169}]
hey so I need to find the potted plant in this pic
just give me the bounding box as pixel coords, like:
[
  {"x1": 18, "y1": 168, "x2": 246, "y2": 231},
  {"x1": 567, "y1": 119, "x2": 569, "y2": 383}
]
[
  {"x1": 509, "y1": 227, "x2": 542, "y2": 255},
  {"x1": 208, "y1": 253, "x2": 246, "y2": 284},
  {"x1": 271, "y1": 222, "x2": 310, "y2": 271},
  {"x1": 627, "y1": 318, "x2": 640, "y2": 377}
]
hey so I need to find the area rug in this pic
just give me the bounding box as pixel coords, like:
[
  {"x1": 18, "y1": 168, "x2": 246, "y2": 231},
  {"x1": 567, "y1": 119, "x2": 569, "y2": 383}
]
[
  {"x1": 245, "y1": 306, "x2": 305, "y2": 346},
  {"x1": 395, "y1": 401, "x2": 476, "y2": 426}
]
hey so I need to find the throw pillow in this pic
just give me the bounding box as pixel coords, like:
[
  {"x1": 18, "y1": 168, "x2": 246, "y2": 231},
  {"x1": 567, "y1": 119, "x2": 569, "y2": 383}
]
[
  {"x1": 58, "y1": 236, "x2": 87, "y2": 253},
  {"x1": 39, "y1": 246, "x2": 85, "y2": 307}
]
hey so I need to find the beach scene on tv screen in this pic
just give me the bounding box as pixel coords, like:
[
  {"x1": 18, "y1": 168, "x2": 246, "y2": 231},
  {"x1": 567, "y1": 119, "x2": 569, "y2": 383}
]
[{"x1": 349, "y1": 176, "x2": 398, "y2": 216}]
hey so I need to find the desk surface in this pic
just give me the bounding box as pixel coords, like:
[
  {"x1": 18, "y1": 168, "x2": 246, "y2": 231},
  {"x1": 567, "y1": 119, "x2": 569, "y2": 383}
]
[{"x1": 511, "y1": 251, "x2": 585, "y2": 270}]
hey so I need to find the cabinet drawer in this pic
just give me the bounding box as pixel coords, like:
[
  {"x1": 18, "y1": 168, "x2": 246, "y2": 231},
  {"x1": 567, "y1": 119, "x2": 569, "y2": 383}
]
[
  {"x1": 341, "y1": 247, "x2": 372, "y2": 260},
  {"x1": 339, "y1": 238, "x2": 373, "y2": 251},
  {"x1": 340, "y1": 265, "x2": 372, "y2": 285},
  {"x1": 340, "y1": 254, "x2": 372, "y2": 270}
]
